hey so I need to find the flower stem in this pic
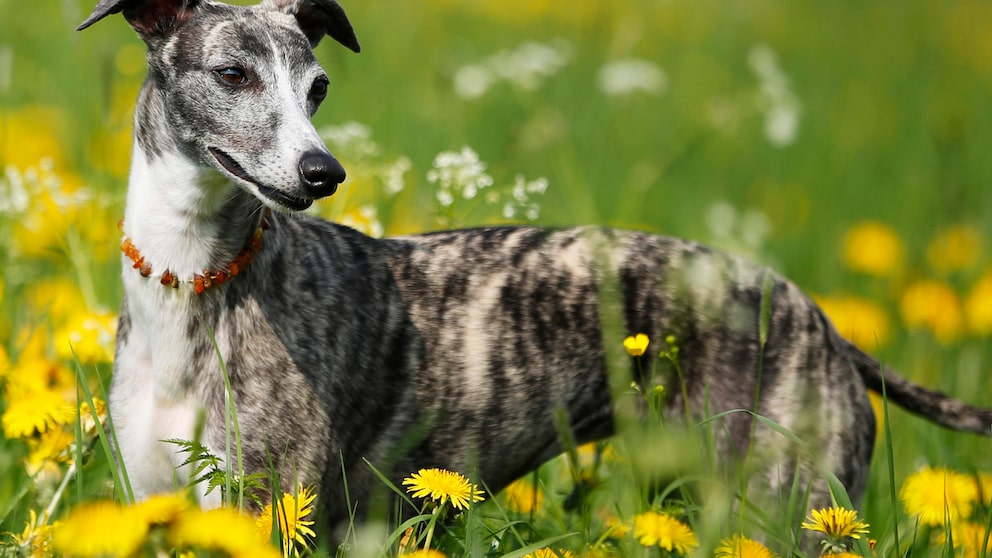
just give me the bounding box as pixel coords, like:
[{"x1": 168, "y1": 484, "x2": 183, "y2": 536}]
[
  {"x1": 44, "y1": 461, "x2": 76, "y2": 521},
  {"x1": 423, "y1": 504, "x2": 442, "y2": 551}
]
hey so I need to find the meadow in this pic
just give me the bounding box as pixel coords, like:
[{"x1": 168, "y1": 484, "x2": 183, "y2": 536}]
[{"x1": 1, "y1": 0, "x2": 991, "y2": 556}]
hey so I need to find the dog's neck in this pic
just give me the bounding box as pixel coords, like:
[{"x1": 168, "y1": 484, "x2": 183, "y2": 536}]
[{"x1": 122, "y1": 140, "x2": 268, "y2": 287}]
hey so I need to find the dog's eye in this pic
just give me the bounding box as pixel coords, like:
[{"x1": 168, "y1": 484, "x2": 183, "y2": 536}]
[
  {"x1": 309, "y1": 77, "x2": 329, "y2": 102},
  {"x1": 215, "y1": 67, "x2": 248, "y2": 85}
]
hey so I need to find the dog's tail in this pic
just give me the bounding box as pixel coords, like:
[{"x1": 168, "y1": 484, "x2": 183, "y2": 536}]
[{"x1": 848, "y1": 341, "x2": 992, "y2": 435}]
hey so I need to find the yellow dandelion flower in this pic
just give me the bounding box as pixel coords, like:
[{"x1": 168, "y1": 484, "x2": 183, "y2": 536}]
[
  {"x1": 899, "y1": 279, "x2": 964, "y2": 344},
  {"x1": 4, "y1": 355, "x2": 74, "y2": 397},
  {"x1": 819, "y1": 553, "x2": 860, "y2": 558},
  {"x1": 927, "y1": 224, "x2": 982, "y2": 273},
  {"x1": 623, "y1": 333, "x2": 650, "y2": 356},
  {"x1": 937, "y1": 521, "x2": 992, "y2": 558},
  {"x1": 575, "y1": 442, "x2": 599, "y2": 469},
  {"x1": 964, "y1": 270, "x2": 992, "y2": 336},
  {"x1": 54, "y1": 309, "x2": 117, "y2": 364},
  {"x1": 814, "y1": 294, "x2": 890, "y2": 348},
  {"x1": 79, "y1": 398, "x2": 108, "y2": 435},
  {"x1": 503, "y1": 479, "x2": 545, "y2": 514},
  {"x1": 603, "y1": 515, "x2": 631, "y2": 538},
  {"x1": 2, "y1": 388, "x2": 75, "y2": 439},
  {"x1": 11, "y1": 328, "x2": 47, "y2": 365},
  {"x1": 52, "y1": 501, "x2": 149, "y2": 557},
  {"x1": 11, "y1": 509, "x2": 57, "y2": 558},
  {"x1": 842, "y1": 221, "x2": 904, "y2": 277},
  {"x1": 134, "y1": 492, "x2": 193, "y2": 525},
  {"x1": 25, "y1": 277, "x2": 88, "y2": 327},
  {"x1": 978, "y1": 473, "x2": 992, "y2": 505},
  {"x1": 800, "y1": 506, "x2": 870, "y2": 540},
  {"x1": 256, "y1": 504, "x2": 275, "y2": 543},
  {"x1": 256, "y1": 483, "x2": 318, "y2": 553},
  {"x1": 171, "y1": 507, "x2": 280, "y2": 558},
  {"x1": 1, "y1": 106, "x2": 68, "y2": 168},
  {"x1": 715, "y1": 534, "x2": 778, "y2": 558},
  {"x1": 401, "y1": 550, "x2": 449, "y2": 558},
  {"x1": 632, "y1": 511, "x2": 698, "y2": 553},
  {"x1": 25, "y1": 428, "x2": 73, "y2": 474},
  {"x1": 524, "y1": 548, "x2": 576, "y2": 558},
  {"x1": 899, "y1": 466, "x2": 978, "y2": 526},
  {"x1": 573, "y1": 440, "x2": 621, "y2": 471},
  {"x1": 402, "y1": 468, "x2": 486, "y2": 510}
]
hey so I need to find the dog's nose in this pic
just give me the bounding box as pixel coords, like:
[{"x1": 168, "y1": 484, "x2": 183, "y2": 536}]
[{"x1": 299, "y1": 150, "x2": 346, "y2": 198}]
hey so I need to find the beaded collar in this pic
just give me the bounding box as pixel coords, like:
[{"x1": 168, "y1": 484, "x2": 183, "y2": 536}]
[{"x1": 119, "y1": 210, "x2": 271, "y2": 294}]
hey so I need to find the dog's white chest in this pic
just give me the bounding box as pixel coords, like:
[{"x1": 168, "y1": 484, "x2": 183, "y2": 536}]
[{"x1": 112, "y1": 284, "x2": 222, "y2": 506}]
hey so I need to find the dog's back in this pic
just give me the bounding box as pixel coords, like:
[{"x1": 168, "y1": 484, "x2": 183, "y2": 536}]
[{"x1": 229, "y1": 219, "x2": 873, "y2": 518}]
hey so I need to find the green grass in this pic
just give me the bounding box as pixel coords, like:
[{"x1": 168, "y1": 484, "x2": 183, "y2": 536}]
[{"x1": 1, "y1": 0, "x2": 991, "y2": 556}]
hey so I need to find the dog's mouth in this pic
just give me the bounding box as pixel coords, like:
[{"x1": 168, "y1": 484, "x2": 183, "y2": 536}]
[{"x1": 208, "y1": 147, "x2": 313, "y2": 211}]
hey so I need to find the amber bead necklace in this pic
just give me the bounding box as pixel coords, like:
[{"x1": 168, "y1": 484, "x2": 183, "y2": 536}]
[{"x1": 120, "y1": 209, "x2": 271, "y2": 294}]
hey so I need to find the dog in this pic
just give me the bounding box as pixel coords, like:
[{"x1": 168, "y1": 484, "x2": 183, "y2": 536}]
[{"x1": 78, "y1": 0, "x2": 992, "y2": 540}]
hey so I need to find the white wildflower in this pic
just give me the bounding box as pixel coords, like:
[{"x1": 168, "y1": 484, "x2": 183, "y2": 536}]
[
  {"x1": 704, "y1": 200, "x2": 772, "y2": 259},
  {"x1": 597, "y1": 57, "x2": 668, "y2": 97},
  {"x1": 748, "y1": 45, "x2": 789, "y2": 98},
  {"x1": 499, "y1": 175, "x2": 548, "y2": 222},
  {"x1": 453, "y1": 40, "x2": 572, "y2": 100},
  {"x1": 427, "y1": 147, "x2": 494, "y2": 205},
  {"x1": 748, "y1": 44, "x2": 801, "y2": 148},
  {"x1": 525, "y1": 176, "x2": 548, "y2": 196},
  {"x1": 0, "y1": 165, "x2": 30, "y2": 216},
  {"x1": 705, "y1": 200, "x2": 737, "y2": 240},
  {"x1": 319, "y1": 121, "x2": 380, "y2": 159},
  {"x1": 454, "y1": 64, "x2": 496, "y2": 100},
  {"x1": 436, "y1": 188, "x2": 455, "y2": 208},
  {"x1": 2, "y1": 158, "x2": 90, "y2": 217},
  {"x1": 382, "y1": 156, "x2": 411, "y2": 196},
  {"x1": 491, "y1": 41, "x2": 571, "y2": 90},
  {"x1": 740, "y1": 208, "x2": 771, "y2": 250},
  {"x1": 316, "y1": 123, "x2": 410, "y2": 198},
  {"x1": 502, "y1": 202, "x2": 516, "y2": 220},
  {"x1": 764, "y1": 104, "x2": 800, "y2": 148}
]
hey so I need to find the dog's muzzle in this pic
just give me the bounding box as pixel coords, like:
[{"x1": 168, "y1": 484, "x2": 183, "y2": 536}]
[{"x1": 299, "y1": 150, "x2": 346, "y2": 199}]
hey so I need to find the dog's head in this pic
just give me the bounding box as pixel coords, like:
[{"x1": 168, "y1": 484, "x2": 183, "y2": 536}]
[{"x1": 79, "y1": 0, "x2": 360, "y2": 212}]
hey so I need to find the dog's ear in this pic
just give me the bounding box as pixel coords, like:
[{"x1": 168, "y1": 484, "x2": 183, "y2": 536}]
[
  {"x1": 261, "y1": 0, "x2": 360, "y2": 53},
  {"x1": 77, "y1": 0, "x2": 200, "y2": 41}
]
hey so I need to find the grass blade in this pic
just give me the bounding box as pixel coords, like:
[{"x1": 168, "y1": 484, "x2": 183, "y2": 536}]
[
  {"x1": 71, "y1": 351, "x2": 134, "y2": 504},
  {"x1": 205, "y1": 325, "x2": 244, "y2": 510}
]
